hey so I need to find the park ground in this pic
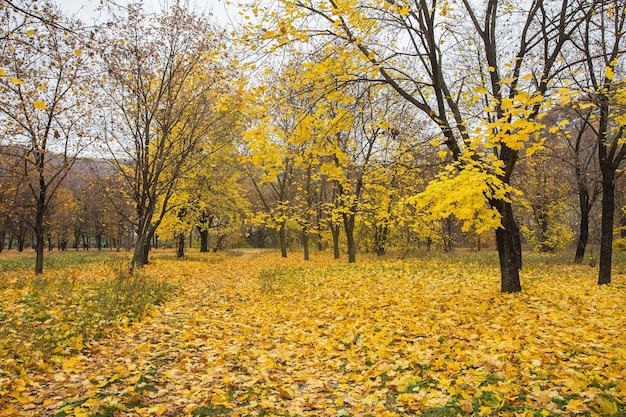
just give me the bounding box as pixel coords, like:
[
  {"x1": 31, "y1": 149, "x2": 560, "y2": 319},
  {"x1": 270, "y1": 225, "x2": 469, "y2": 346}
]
[{"x1": 0, "y1": 249, "x2": 625, "y2": 416}]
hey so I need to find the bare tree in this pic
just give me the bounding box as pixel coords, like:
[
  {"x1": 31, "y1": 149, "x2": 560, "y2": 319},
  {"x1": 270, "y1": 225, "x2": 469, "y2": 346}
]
[
  {"x1": 0, "y1": 0, "x2": 95, "y2": 273},
  {"x1": 569, "y1": 0, "x2": 626, "y2": 284}
]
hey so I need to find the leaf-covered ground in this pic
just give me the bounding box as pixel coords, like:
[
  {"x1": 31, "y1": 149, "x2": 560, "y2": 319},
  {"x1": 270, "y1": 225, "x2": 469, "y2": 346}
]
[{"x1": 1, "y1": 250, "x2": 625, "y2": 416}]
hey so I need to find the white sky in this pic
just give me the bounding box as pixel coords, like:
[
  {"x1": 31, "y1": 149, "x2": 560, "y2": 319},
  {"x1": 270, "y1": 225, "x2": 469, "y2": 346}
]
[{"x1": 59, "y1": 0, "x2": 243, "y2": 28}]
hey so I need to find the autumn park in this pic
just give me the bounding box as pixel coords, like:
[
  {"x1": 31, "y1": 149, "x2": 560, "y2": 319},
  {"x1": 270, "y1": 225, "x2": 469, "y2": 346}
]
[{"x1": 1, "y1": 0, "x2": 626, "y2": 415}]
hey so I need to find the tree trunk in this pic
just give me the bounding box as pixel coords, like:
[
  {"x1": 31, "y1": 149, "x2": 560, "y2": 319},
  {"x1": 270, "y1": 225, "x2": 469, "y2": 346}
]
[
  {"x1": 116, "y1": 226, "x2": 123, "y2": 252},
  {"x1": 212, "y1": 234, "x2": 225, "y2": 252},
  {"x1": 331, "y1": 223, "x2": 340, "y2": 259},
  {"x1": 443, "y1": 216, "x2": 454, "y2": 253},
  {"x1": 0, "y1": 229, "x2": 4, "y2": 252},
  {"x1": 302, "y1": 227, "x2": 309, "y2": 261},
  {"x1": 494, "y1": 200, "x2": 522, "y2": 293},
  {"x1": 343, "y1": 213, "x2": 356, "y2": 263},
  {"x1": 96, "y1": 231, "x2": 103, "y2": 250},
  {"x1": 598, "y1": 171, "x2": 615, "y2": 285},
  {"x1": 574, "y1": 193, "x2": 591, "y2": 263},
  {"x1": 199, "y1": 228, "x2": 209, "y2": 252},
  {"x1": 279, "y1": 222, "x2": 287, "y2": 258},
  {"x1": 34, "y1": 180, "x2": 46, "y2": 274},
  {"x1": 176, "y1": 232, "x2": 185, "y2": 258},
  {"x1": 131, "y1": 228, "x2": 152, "y2": 271},
  {"x1": 374, "y1": 225, "x2": 387, "y2": 256}
]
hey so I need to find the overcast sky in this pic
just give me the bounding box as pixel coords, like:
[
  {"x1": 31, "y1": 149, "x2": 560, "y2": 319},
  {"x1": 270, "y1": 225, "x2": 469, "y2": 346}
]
[{"x1": 59, "y1": 0, "x2": 241, "y2": 27}]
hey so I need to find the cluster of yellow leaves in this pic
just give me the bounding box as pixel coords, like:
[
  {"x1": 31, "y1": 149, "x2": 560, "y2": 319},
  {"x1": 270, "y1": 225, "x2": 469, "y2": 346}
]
[
  {"x1": 409, "y1": 157, "x2": 511, "y2": 234},
  {"x1": 1, "y1": 251, "x2": 625, "y2": 416}
]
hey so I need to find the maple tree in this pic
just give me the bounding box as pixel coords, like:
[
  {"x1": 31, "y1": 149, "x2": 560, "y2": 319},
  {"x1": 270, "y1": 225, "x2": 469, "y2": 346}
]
[
  {"x1": 97, "y1": 3, "x2": 232, "y2": 270},
  {"x1": 0, "y1": 0, "x2": 95, "y2": 273},
  {"x1": 244, "y1": 47, "x2": 437, "y2": 262}
]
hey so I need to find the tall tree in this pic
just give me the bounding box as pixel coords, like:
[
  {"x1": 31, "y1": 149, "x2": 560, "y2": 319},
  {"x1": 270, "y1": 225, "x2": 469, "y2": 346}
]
[
  {"x1": 98, "y1": 3, "x2": 231, "y2": 270},
  {"x1": 569, "y1": 0, "x2": 626, "y2": 284},
  {"x1": 0, "y1": 0, "x2": 94, "y2": 273}
]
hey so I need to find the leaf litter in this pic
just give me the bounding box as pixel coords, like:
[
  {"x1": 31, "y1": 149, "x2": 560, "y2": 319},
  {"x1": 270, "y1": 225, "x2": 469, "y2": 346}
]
[{"x1": 0, "y1": 252, "x2": 624, "y2": 416}]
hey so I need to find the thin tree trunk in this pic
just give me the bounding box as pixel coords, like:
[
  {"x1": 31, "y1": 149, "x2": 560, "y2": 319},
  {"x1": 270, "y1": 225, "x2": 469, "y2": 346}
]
[
  {"x1": 598, "y1": 172, "x2": 615, "y2": 285},
  {"x1": 34, "y1": 186, "x2": 46, "y2": 274},
  {"x1": 176, "y1": 232, "x2": 185, "y2": 258},
  {"x1": 343, "y1": 213, "x2": 356, "y2": 263},
  {"x1": 212, "y1": 234, "x2": 225, "y2": 252},
  {"x1": 374, "y1": 225, "x2": 387, "y2": 256},
  {"x1": 302, "y1": 227, "x2": 309, "y2": 261},
  {"x1": 331, "y1": 223, "x2": 340, "y2": 259},
  {"x1": 279, "y1": 222, "x2": 287, "y2": 258},
  {"x1": 574, "y1": 196, "x2": 590, "y2": 264}
]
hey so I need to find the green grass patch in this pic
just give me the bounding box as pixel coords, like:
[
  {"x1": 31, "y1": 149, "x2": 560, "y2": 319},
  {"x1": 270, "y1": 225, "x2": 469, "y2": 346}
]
[{"x1": 0, "y1": 259, "x2": 177, "y2": 376}]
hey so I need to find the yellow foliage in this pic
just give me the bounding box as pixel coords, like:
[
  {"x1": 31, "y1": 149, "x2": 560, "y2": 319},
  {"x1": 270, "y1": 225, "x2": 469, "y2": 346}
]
[
  {"x1": 32, "y1": 100, "x2": 48, "y2": 110},
  {"x1": 409, "y1": 157, "x2": 510, "y2": 233},
  {"x1": 9, "y1": 76, "x2": 25, "y2": 86}
]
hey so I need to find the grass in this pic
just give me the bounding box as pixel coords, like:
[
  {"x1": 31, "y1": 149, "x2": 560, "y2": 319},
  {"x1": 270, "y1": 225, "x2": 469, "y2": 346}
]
[
  {"x1": 0, "y1": 251, "x2": 177, "y2": 378},
  {"x1": 0, "y1": 248, "x2": 130, "y2": 272}
]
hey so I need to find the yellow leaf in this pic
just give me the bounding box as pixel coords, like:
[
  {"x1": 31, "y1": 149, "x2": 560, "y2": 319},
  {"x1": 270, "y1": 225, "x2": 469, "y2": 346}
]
[
  {"x1": 487, "y1": 66, "x2": 495, "y2": 72},
  {"x1": 479, "y1": 405, "x2": 493, "y2": 415},
  {"x1": 10, "y1": 77, "x2": 25, "y2": 86},
  {"x1": 62, "y1": 356, "x2": 78, "y2": 371},
  {"x1": 0, "y1": 68, "x2": 7, "y2": 76},
  {"x1": 26, "y1": 29, "x2": 36, "y2": 35},
  {"x1": 33, "y1": 100, "x2": 48, "y2": 110},
  {"x1": 73, "y1": 407, "x2": 89, "y2": 417},
  {"x1": 565, "y1": 398, "x2": 588, "y2": 413},
  {"x1": 18, "y1": 395, "x2": 35, "y2": 404},
  {"x1": 74, "y1": 50, "x2": 83, "y2": 57},
  {"x1": 148, "y1": 404, "x2": 167, "y2": 415},
  {"x1": 0, "y1": 406, "x2": 17, "y2": 416}
]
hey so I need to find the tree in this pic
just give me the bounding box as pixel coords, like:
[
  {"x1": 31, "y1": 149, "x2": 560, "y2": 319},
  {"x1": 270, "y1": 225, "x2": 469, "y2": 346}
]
[
  {"x1": 0, "y1": 0, "x2": 94, "y2": 273},
  {"x1": 568, "y1": 0, "x2": 626, "y2": 284},
  {"x1": 257, "y1": 0, "x2": 598, "y2": 291},
  {"x1": 98, "y1": 3, "x2": 232, "y2": 270}
]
